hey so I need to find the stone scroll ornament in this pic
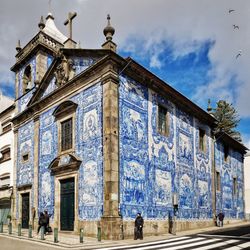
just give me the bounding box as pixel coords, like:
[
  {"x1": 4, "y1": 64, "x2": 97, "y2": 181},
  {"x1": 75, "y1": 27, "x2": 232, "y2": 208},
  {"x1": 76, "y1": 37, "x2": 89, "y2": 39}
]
[{"x1": 54, "y1": 53, "x2": 76, "y2": 87}]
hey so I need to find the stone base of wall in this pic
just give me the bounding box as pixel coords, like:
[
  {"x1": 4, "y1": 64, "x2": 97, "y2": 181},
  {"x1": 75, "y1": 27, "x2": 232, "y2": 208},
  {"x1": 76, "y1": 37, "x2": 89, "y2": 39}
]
[
  {"x1": 77, "y1": 220, "x2": 99, "y2": 237},
  {"x1": 176, "y1": 220, "x2": 214, "y2": 232},
  {"x1": 20, "y1": 218, "x2": 243, "y2": 239},
  {"x1": 122, "y1": 219, "x2": 215, "y2": 239}
]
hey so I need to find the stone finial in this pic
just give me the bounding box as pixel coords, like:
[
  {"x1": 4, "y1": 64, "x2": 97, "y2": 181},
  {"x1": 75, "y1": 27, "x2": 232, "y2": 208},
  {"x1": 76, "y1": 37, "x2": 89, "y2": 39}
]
[
  {"x1": 103, "y1": 14, "x2": 115, "y2": 41},
  {"x1": 207, "y1": 99, "x2": 212, "y2": 113},
  {"x1": 16, "y1": 40, "x2": 22, "y2": 53},
  {"x1": 38, "y1": 16, "x2": 45, "y2": 30}
]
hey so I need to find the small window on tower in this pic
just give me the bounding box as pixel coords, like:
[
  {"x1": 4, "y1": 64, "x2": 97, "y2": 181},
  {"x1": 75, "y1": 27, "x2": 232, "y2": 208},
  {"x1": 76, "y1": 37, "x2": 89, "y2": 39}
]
[
  {"x1": 22, "y1": 153, "x2": 29, "y2": 162},
  {"x1": 216, "y1": 171, "x2": 221, "y2": 191},
  {"x1": 224, "y1": 145, "x2": 229, "y2": 162},
  {"x1": 199, "y1": 128, "x2": 206, "y2": 152},
  {"x1": 233, "y1": 177, "x2": 237, "y2": 196},
  {"x1": 158, "y1": 105, "x2": 169, "y2": 136}
]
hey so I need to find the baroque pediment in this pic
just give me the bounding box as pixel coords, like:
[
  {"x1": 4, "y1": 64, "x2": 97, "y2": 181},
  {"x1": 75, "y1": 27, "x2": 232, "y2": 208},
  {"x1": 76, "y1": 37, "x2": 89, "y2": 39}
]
[
  {"x1": 28, "y1": 49, "x2": 107, "y2": 106},
  {"x1": 49, "y1": 153, "x2": 82, "y2": 175}
]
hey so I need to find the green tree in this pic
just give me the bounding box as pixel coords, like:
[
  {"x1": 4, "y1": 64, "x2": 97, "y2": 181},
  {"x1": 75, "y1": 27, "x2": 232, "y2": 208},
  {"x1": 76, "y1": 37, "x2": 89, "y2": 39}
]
[{"x1": 211, "y1": 100, "x2": 242, "y2": 142}]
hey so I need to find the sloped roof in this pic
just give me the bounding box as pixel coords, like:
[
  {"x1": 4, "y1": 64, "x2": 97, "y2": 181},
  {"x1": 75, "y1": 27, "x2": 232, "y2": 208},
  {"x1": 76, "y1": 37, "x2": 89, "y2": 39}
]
[{"x1": 43, "y1": 13, "x2": 67, "y2": 44}]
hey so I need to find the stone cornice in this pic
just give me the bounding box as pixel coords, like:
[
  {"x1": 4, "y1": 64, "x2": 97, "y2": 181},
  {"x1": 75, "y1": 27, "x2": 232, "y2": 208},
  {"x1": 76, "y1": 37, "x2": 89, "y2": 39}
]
[
  {"x1": 122, "y1": 58, "x2": 217, "y2": 128},
  {"x1": 11, "y1": 31, "x2": 63, "y2": 72}
]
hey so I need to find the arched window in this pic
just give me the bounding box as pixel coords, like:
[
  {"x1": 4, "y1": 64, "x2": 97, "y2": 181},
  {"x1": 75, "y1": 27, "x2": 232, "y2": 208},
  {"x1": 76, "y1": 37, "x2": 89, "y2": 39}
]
[{"x1": 22, "y1": 65, "x2": 32, "y2": 93}]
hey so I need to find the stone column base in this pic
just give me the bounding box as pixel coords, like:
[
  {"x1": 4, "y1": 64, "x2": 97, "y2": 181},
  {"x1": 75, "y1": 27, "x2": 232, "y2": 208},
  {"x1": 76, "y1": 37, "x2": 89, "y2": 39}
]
[{"x1": 101, "y1": 216, "x2": 122, "y2": 240}]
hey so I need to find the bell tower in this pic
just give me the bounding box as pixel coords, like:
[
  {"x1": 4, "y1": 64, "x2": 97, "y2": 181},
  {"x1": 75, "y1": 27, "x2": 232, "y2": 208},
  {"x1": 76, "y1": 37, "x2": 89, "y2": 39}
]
[{"x1": 11, "y1": 13, "x2": 67, "y2": 103}]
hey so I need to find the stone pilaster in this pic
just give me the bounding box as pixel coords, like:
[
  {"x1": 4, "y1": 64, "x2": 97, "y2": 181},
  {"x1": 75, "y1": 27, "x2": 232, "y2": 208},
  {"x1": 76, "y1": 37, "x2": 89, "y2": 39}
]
[
  {"x1": 33, "y1": 115, "x2": 40, "y2": 230},
  {"x1": 12, "y1": 129, "x2": 18, "y2": 227},
  {"x1": 101, "y1": 73, "x2": 121, "y2": 240},
  {"x1": 36, "y1": 51, "x2": 48, "y2": 83},
  {"x1": 211, "y1": 135, "x2": 216, "y2": 223}
]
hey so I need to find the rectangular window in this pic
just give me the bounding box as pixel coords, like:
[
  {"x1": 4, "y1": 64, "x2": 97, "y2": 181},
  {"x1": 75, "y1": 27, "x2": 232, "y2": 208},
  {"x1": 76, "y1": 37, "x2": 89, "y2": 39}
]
[
  {"x1": 0, "y1": 176, "x2": 10, "y2": 187},
  {"x1": 158, "y1": 105, "x2": 169, "y2": 136},
  {"x1": 233, "y1": 177, "x2": 237, "y2": 196},
  {"x1": 2, "y1": 123, "x2": 12, "y2": 133},
  {"x1": 216, "y1": 171, "x2": 221, "y2": 191},
  {"x1": 61, "y1": 118, "x2": 73, "y2": 151},
  {"x1": 224, "y1": 145, "x2": 229, "y2": 162},
  {"x1": 0, "y1": 148, "x2": 11, "y2": 162},
  {"x1": 199, "y1": 128, "x2": 205, "y2": 152}
]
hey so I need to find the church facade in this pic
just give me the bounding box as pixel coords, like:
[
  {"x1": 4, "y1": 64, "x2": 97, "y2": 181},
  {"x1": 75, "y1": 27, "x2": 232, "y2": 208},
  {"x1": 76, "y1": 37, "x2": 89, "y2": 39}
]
[{"x1": 10, "y1": 12, "x2": 246, "y2": 239}]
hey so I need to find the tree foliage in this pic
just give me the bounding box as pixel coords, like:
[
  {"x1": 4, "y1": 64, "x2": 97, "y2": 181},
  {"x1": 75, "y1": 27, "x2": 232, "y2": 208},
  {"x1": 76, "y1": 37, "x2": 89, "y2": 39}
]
[{"x1": 212, "y1": 100, "x2": 242, "y2": 142}]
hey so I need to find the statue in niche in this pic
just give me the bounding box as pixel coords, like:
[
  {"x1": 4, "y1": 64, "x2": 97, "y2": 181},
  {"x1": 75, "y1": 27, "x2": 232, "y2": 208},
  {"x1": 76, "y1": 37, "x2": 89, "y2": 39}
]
[
  {"x1": 54, "y1": 55, "x2": 76, "y2": 87},
  {"x1": 22, "y1": 65, "x2": 32, "y2": 93}
]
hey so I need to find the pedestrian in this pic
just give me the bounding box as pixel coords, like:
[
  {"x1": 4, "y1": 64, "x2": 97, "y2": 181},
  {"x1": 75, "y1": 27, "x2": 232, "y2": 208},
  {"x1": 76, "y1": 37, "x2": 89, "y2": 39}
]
[
  {"x1": 37, "y1": 212, "x2": 46, "y2": 234},
  {"x1": 218, "y1": 211, "x2": 225, "y2": 227},
  {"x1": 134, "y1": 213, "x2": 144, "y2": 240},
  {"x1": 44, "y1": 210, "x2": 50, "y2": 234}
]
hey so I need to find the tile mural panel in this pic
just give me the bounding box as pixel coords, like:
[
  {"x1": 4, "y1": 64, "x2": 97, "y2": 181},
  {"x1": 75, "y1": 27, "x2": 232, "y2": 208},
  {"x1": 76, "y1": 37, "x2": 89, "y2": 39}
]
[
  {"x1": 214, "y1": 142, "x2": 244, "y2": 219},
  {"x1": 38, "y1": 109, "x2": 57, "y2": 217},
  {"x1": 16, "y1": 121, "x2": 34, "y2": 219},
  {"x1": 73, "y1": 83, "x2": 103, "y2": 220},
  {"x1": 119, "y1": 74, "x2": 243, "y2": 221},
  {"x1": 37, "y1": 82, "x2": 103, "y2": 220}
]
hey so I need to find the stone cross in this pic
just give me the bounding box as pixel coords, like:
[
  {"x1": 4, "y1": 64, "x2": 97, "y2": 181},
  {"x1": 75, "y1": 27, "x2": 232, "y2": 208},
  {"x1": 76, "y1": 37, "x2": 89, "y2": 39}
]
[{"x1": 64, "y1": 12, "x2": 77, "y2": 40}]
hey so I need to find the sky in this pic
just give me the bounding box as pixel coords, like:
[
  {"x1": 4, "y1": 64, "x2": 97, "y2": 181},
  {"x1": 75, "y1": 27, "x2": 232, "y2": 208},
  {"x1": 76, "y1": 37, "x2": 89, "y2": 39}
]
[{"x1": 0, "y1": 0, "x2": 250, "y2": 148}]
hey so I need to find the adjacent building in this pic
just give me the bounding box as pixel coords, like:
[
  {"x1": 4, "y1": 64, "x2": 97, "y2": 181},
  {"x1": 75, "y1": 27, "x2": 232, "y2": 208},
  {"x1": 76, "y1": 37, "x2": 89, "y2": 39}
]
[
  {"x1": 244, "y1": 151, "x2": 250, "y2": 219},
  {"x1": 0, "y1": 93, "x2": 15, "y2": 224},
  {"x1": 10, "y1": 12, "x2": 247, "y2": 239}
]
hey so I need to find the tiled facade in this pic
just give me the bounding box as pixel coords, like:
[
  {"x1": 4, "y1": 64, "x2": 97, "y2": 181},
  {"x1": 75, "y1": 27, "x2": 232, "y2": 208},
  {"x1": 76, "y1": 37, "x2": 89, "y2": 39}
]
[{"x1": 10, "y1": 13, "x2": 246, "y2": 239}]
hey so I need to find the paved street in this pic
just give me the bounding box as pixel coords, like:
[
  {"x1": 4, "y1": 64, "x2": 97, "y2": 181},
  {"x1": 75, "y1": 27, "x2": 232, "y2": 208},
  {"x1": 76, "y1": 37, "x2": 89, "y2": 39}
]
[
  {"x1": 2, "y1": 234, "x2": 250, "y2": 250},
  {"x1": 1, "y1": 222, "x2": 250, "y2": 250},
  {"x1": 92, "y1": 236, "x2": 250, "y2": 250},
  {"x1": 198, "y1": 224, "x2": 250, "y2": 237},
  {"x1": 0, "y1": 235, "x2": 61, "y2": 250}
]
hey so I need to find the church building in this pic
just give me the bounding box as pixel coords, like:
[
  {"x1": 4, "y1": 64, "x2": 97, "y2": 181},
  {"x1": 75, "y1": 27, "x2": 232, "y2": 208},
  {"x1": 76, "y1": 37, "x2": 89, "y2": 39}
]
[{"x1": 10, "y1": 12, "x2": 247, "y2": 239}]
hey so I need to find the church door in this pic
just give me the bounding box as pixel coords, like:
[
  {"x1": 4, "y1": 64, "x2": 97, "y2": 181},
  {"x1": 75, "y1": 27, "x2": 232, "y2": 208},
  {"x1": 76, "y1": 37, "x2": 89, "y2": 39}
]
[
  {"x1": 21, "y1": 193, "x2": 29, "y2": 229},
  {"x1": 60, "y1": 178, "x2": 75, "y2": 231}
]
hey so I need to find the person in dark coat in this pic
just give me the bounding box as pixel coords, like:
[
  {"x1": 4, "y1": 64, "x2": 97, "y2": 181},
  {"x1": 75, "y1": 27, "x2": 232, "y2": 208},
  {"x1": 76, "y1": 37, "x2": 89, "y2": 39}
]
[
  {"x1": 44, "y1": 210, "x2": 50, "y2": 234},
  {"x1": 134, "y1": 213, "x2": 144, "y2": 240},
  {"x1": 37, "y1": 212, "x2": 46, "y2": 234},
  {"x1": 218, "y1": 211, "x2": 225, "y2": 227}
]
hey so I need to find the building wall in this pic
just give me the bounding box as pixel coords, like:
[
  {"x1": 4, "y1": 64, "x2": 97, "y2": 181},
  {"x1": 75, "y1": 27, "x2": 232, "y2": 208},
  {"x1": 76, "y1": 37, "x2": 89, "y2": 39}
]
[
  {"x1": 244, "y1": 152, "x2": 250, "y2": 218},
  {"x1": 119, "y1": 74, "x2": 244, "y2": 235},
  {"x1": 37, "y1": 82, "x2": 103, "y2": 222},
  {"x1": 15, "y1": 121, "x2": 34, "y2": 220},
  {"x1": 0, "y1": 110, "x2": 15, "y2": 186},
  {"x1": 0, "y1": 105, "x2": 15, "y2": 224},
  {"x1": 215, "y1": 143, "x2": 244, "y2": 219}
]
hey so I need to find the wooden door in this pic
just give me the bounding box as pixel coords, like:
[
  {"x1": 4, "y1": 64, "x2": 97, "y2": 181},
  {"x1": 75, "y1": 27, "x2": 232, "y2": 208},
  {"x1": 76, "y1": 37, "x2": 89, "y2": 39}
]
[
  {"x1": 21, "y1": 193, "x2": 29, "y2": 229},
  {"x1": 60, "y1": 178, "x2": 75, "y2": 231}
]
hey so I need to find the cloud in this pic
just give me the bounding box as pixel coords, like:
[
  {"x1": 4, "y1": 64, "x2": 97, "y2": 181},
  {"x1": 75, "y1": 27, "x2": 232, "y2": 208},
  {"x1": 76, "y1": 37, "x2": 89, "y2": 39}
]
[{"x1": 0, "y1": 0, "x2": 250, "y2": 143}]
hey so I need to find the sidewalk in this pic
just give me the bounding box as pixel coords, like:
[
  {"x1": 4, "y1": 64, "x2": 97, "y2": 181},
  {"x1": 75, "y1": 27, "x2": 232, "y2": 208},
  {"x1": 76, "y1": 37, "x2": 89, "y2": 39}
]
[{"x1": 1, "y1": 221, "x2": 250, "y2": 249}]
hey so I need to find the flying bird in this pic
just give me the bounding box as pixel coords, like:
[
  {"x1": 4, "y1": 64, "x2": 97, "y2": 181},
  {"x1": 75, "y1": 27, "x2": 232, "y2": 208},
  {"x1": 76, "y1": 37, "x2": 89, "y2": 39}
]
[
  {"x1": 233, "y1": 24, "x2": 239, "y2": 29},
  {"x1": 236, "y1": 50, "x2": 242, "y2": 59},
  {"x1": 229, "y1": 9, "x2": 235, "y2": 13}
]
